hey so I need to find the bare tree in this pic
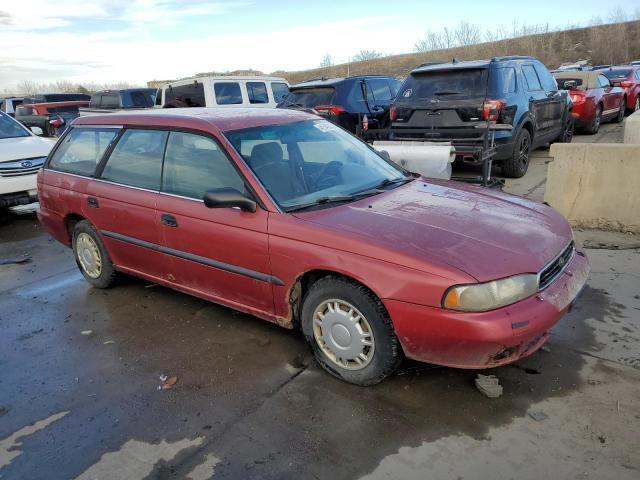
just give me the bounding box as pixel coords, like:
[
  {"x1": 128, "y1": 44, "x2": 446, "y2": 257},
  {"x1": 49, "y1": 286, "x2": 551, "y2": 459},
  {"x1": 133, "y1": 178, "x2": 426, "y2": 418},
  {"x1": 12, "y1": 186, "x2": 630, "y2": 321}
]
[
  {"x1": 352, "y1": 50, "x2": 383, "y2": 62},
  {"x1": 16, "y1": 80, "x2": 39, "y2": 95},
  {"x1": 319, "y1": 53, "x2": 334, "y2": 68},
  {"x1": 454, "y1": 21, "x2": 481, "y2": 46}
]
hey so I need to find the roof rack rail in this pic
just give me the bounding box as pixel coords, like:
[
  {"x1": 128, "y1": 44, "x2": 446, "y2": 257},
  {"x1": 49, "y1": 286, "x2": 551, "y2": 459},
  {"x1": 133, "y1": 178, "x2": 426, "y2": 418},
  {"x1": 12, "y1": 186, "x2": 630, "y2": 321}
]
[{"x1": 491, "y1": 55, "x2": 536, "y2": 62}]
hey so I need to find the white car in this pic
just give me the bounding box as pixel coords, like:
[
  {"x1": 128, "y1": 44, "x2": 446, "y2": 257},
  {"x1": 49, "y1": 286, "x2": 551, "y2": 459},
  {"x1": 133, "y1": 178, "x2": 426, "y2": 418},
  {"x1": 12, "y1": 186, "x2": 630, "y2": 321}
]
[
  {"x1": 0, "y1": 112, "x2": 56, "y2": 209},
  {"x1": 161, "y1": 76, "x2": 290, "y2": 109}
]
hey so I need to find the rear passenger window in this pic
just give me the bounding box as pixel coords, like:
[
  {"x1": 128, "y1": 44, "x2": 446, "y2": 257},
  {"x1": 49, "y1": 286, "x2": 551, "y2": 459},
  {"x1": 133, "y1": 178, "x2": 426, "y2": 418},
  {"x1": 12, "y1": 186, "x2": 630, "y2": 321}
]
[
  {"x1": 247, "y1": 82, "x2": 269, "y2": 104},
  {"x1": 366, "y1": 79, "x2": 393, "y2": 102},
  {"x1": 271, "y1": 82, "x2": 290, "y2": 103},
  {"x1": 101, "y1": 129, "x2": 167, "y2": 190},
  {"x1": 214, "y1": 82, "x2": 243, "y2": 105},
  {"x1": 49, "y1": 128, "x2": 118, "y2": 176},
  {"x1": 164, "y1": 83, "x2": 206, "y2": 107},
  {"x1": 522, "y1": 65, "x2": 542, "y2": 91},
  {"x1": 162, "y1": 132, "x2": 247, "y2": 200}
]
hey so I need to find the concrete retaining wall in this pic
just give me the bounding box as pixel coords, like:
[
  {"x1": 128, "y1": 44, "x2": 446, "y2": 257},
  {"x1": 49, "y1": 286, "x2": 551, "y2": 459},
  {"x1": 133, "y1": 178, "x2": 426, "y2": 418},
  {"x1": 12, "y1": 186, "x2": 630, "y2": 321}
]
[
  {"x1": 623, "y1": 110, "x2": 640, "y2": 144},
  {"x1": 545, "y1": 143, "x2": 640, "y2": 234}
]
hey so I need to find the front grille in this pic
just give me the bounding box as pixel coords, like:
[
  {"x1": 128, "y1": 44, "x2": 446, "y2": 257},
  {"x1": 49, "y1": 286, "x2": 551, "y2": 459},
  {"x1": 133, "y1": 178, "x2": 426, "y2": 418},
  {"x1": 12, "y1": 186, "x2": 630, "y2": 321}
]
[
  {"x1": 0, "y1": 157, "x2": 45, "y2": 177},
  {"x1": 538, "y1": 242, "x2": 575, "y2": 290}
]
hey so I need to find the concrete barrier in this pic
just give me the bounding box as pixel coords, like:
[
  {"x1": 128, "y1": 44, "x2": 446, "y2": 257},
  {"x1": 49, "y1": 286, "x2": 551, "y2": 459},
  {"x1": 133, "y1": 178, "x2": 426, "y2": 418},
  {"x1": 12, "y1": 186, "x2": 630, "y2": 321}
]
[
  {"x1": 545, "y1": 143, "x2": 640, "y2": 234},
  {"x1": 623, "y1": 110, "x2": 640, "y2": 144}
]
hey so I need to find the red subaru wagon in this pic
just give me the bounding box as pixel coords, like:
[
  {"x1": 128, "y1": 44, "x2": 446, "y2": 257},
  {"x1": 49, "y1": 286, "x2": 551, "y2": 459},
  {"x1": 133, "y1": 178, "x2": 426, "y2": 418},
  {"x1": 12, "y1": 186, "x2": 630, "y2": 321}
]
[{"x1": 37, "y1": 108, "x2": 589, "y2": 385}]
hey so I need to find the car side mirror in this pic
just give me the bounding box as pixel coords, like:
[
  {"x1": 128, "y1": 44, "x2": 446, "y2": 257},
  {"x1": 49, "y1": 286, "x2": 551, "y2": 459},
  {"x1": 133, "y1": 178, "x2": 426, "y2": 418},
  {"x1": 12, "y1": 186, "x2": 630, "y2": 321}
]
[
  {"x1": 203, "y1": 188, "x2": 257, "y2": 213},
  {"x1": 30, "y1": 126, "x2": 44, "y2": 136}
]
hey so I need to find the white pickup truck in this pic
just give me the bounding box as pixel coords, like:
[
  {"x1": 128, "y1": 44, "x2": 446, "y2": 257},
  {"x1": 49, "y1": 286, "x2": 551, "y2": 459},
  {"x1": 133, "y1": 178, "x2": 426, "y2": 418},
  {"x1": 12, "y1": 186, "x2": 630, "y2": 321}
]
[
  {"x1": 0, "y1": 112, "x2": 55, "y2": 209},
  {"x1": 79, "y1": 88, "x2": 158, "y2": 116}
]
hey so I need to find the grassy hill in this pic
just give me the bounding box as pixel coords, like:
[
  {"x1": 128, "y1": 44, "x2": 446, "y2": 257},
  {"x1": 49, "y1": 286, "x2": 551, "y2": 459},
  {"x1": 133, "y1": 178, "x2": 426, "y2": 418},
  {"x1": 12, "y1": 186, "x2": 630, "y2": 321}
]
[{"x1": 276, "y1": 20, "x2": 640, "y2": 84}]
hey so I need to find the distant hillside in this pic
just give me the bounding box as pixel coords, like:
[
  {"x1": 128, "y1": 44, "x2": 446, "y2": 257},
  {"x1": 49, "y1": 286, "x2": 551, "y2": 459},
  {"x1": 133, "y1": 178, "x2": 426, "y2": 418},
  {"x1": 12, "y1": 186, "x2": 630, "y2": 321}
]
[
  {"x1": 277, "y1": 20, "x2": 640, "y2": 84},
  {"x1": 147, "y1": 20, "x2": 640, "y2": 88}
]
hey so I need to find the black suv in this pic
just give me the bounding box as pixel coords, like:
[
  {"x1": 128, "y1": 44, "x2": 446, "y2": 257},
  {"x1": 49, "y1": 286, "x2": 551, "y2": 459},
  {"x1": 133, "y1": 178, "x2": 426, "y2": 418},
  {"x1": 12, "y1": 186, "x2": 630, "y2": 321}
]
[
  {"x1": 389, "y1": 56, "x2": 573, "y2": 177},
  {"x1": 278, "y1": 75, "x2": 402, "y2": 133}
]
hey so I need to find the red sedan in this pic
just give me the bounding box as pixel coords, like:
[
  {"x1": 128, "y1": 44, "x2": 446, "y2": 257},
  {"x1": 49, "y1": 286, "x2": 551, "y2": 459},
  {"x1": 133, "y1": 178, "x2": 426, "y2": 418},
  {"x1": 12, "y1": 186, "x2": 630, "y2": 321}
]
[
  {"x1": 37, "y1": 109, "x2": 589, "y2": 385},
  {"x1": 598, "y1": 65, "x2": 640, "y2": 114},
  {"x1": 554, "y1": 71, "x2": 626, "y2": 134}
]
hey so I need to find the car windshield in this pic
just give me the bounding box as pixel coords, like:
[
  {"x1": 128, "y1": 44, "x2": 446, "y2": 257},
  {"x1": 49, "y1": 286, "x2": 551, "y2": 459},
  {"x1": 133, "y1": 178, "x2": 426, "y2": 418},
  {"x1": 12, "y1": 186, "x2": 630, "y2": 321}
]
[
  {"x1": 224, "y1": 119, "x2": 410, "y2": 211},
  {"x1": 0, "y1": 113, "x2": 30, "y2": 139}
]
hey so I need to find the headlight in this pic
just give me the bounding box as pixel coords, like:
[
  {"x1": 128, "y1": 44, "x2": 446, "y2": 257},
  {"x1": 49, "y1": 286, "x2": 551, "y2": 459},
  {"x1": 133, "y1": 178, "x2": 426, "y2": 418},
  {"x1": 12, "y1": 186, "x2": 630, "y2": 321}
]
[{"x1": 442, "y1": 274, "x2": 539, "y2": 312}]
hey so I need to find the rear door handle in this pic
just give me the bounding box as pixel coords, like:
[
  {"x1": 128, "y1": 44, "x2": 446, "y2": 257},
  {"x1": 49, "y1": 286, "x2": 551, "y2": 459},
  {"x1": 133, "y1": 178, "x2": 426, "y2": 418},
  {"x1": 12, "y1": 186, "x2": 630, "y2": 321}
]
[
  {"x1": 160, "y1": 213, "x2": 178, "y2": 227},
  {"x1": 87, "y1": 196, "x2": 99, "y2": 208}
]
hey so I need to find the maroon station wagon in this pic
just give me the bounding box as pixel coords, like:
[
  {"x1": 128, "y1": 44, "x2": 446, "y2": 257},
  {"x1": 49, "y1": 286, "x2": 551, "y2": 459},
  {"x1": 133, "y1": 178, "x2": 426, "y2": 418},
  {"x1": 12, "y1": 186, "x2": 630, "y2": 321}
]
[{"x1": 37, "y1": 108, "x2": 589, "y2": 385}]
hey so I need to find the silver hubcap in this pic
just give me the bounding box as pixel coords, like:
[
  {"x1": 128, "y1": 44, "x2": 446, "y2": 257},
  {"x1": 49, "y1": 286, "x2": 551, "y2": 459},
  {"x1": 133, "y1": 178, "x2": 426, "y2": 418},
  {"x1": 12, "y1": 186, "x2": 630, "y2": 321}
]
[
  {"x1": 76, "y1": 233, "x2": 102, "y2": 279},
  {"x1": 313, "y1": 299, "x2": 374, "y2": 370}
]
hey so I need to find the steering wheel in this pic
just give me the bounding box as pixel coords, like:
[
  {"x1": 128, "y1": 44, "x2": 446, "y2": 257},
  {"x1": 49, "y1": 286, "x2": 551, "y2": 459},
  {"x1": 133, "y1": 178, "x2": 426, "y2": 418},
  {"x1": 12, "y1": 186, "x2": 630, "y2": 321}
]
[{"x1": 313, "y1": 161, "x2": 343, "y2": 190}]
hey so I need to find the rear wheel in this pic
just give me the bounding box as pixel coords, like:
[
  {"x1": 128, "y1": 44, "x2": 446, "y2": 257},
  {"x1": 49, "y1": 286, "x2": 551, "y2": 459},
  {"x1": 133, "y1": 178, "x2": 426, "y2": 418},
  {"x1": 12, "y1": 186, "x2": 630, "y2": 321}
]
[
  {"x1": 615, "y1": 98, "x2": 626, "y2": 123},
  {"x1": 72, "y1": 220, "x2": 117, "y2": 288},
  {"x1": 587, "y1": 105, "x2": 602, "y2": 134},
  {"x1": 301, "y1": 276, "x2": 402, "y2": 386},
  {"x1": 502, "y1": 128, "x2": 531, "y2": 178},
  {"x1": 555, "y1": 114, "x2": 574, "y2": 143}
]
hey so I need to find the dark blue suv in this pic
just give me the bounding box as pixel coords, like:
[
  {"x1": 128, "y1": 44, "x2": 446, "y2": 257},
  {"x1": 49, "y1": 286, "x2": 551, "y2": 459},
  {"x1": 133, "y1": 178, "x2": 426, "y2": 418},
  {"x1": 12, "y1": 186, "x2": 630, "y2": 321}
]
[
  {"x1": 278, "y1": 75, "x2": 402, "y2": 134},
  {"x1": 389, "y1": 56, "x2": 574, "y2": 177}
]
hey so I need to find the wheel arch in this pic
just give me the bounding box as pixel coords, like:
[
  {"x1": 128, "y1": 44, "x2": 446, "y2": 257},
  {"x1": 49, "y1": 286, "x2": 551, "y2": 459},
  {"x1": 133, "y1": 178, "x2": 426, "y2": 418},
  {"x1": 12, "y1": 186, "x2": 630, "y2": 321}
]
[
  {"x1": 287, "y1": 268, "x2": 386, "y2": 330},
  {"x1": 64, "y1": 212, "x2": 87, "y2": 243}
]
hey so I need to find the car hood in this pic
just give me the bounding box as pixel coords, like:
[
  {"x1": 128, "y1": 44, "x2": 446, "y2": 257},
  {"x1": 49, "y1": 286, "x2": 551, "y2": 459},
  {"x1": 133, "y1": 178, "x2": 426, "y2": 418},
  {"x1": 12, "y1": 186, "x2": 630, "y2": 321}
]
[
  {"x1": 0, "y1": 136, "x2": 56, "y2": 163},
  {"x1": 295, "y1": 179, "x2": 573, "y2": 282}
]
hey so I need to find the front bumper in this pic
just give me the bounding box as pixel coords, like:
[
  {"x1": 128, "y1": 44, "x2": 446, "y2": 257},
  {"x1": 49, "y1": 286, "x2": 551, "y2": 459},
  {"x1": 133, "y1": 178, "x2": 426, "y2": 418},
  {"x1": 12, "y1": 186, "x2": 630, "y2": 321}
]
[
  {"x1": 0, "y1": 174, "x2": 38, "y2": 208},
  {"x1": 385, "y1": 247, "x2": 590, "y2": 368}
]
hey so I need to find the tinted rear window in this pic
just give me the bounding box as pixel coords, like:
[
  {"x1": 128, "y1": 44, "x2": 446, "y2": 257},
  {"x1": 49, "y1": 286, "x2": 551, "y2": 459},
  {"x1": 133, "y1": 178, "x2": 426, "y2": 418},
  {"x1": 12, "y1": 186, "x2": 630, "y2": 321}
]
[
  {"x1": 399, "y1": 69, "x2": 489, "y2": 101},
  {"x1": 555, "y1": 78, "x2": 584, "y2": 90},
  {"x1": 602, "y1": 69, "x2": 631, "y2": 79},
  {"x1": 283, "y1": 87, "x2": 335, "y2": 107},
  {"x1": 36, "y1": 94, "x2": 91, "y2": 102}
]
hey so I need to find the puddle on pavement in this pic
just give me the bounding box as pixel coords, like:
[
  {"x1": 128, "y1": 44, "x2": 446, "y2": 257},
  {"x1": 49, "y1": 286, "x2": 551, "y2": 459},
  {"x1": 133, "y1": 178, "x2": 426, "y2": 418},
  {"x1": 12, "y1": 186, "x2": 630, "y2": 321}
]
[{"x1": 0, "y1": 411, "x2": 69, "y2": 469}]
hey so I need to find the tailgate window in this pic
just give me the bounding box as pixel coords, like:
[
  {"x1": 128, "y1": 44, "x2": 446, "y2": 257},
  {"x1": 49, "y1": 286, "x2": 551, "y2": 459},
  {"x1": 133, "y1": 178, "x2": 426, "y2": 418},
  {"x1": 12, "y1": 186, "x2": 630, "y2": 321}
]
[
  {"x1": 400, "y1": 69, "x2": 489, "y2": 101},
  {"x1": 283, "y1": 88, "x2": 335, "y2": 107}
]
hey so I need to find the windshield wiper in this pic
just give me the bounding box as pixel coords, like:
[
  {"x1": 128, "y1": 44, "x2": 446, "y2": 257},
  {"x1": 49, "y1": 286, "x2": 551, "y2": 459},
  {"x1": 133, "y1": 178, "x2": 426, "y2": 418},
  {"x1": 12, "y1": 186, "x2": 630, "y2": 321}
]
[{"x1": 284, "y1": 195, "x2": 357, "y2": 213}]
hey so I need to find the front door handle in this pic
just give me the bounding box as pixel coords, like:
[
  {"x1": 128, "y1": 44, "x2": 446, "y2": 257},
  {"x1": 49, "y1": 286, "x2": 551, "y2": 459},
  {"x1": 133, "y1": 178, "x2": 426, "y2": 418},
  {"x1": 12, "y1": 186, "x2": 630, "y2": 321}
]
[
  {"x1": 160, "y1": 213, "x2": 178, "y2": 227},
  {"x1": 87, "y1": 196, "x2": 99, "y2": 208}
]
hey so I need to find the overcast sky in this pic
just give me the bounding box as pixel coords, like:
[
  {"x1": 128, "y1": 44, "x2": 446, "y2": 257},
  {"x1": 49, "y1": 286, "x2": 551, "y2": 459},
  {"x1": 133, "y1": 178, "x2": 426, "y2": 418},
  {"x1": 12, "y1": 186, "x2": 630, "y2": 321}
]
[{"x1": 0, "y1": 0, "x2": 633, "y2": 90}]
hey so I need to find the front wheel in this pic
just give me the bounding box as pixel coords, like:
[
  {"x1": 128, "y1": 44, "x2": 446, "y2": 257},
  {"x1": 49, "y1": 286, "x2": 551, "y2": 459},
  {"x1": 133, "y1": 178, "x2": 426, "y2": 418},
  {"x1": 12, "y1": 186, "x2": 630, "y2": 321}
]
[
  {"x1": 72, "y1": 220, "x2": 117, "y2": 288},
  {"x1": 301, "y1": 276, "x2": 402, "y2": 386},
  {"x1": 502, "y1": 128, "x2": 531, "y2": 178}
]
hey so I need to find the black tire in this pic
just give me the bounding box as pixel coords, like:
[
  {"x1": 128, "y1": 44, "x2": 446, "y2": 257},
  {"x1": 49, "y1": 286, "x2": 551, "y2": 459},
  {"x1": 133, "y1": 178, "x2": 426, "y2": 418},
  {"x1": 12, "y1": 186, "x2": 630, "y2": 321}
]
[
  {"x1": 72, "y1": 220, "x2": 117, "y2": 288},
  {"x1": 587, "y1": 105, "x2": 602, "y2": 134},
  {"x1": 301, "y1": 276, "x2": 402, "y2": 386},
  {"x1": 614, "y1": 98, "x2": 626, "y2": 123},
  {"x1": 502, "y1": 128, "x2": 531, "y2": 178},
  {"x1": 627, "y1": 96, "x2": 639, "y2": 115},
  {"x1": 554, "y1": 114, "x2": 574, "y2": 143}
]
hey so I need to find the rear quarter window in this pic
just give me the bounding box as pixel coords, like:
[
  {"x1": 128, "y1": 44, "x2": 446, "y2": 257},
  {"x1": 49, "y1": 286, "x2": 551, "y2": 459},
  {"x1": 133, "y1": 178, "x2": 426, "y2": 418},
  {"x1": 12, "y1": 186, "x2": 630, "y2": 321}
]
[
  {"x1": 284, "y1": 88, "x2": 335, "y2": 107},
  {"x1": 494, "y1": 67, "x2": 517, "y2": 95},
  {"x1": 522, "y1": 65, "x2": 543, "y2": 91},
  {"x1": 48, "y1": 128, "x2": 118, "y2": 176}
]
